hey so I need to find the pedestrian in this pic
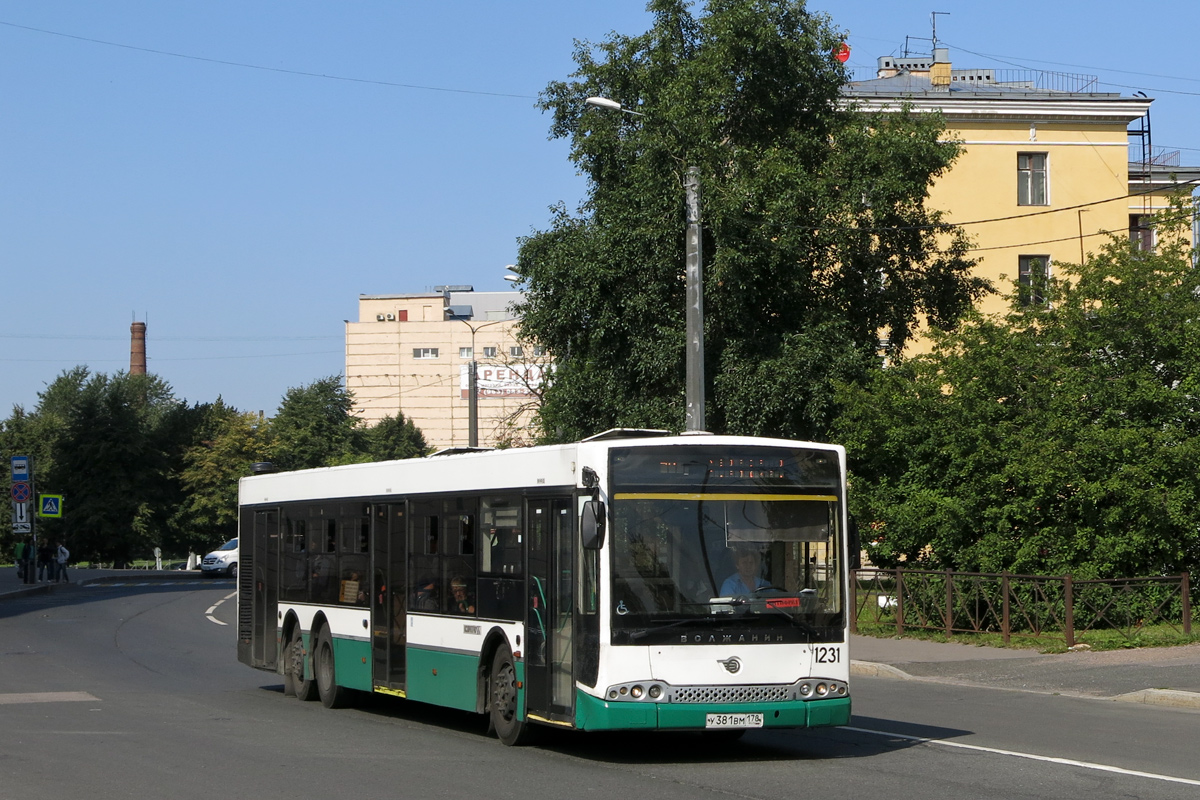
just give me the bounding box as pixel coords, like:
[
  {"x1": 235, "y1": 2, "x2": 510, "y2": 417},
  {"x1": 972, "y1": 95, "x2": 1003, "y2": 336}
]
[
  {"x1": 21, "y1": 538, "x2": 35, "y2": 582},
  {"x1": 55, "y1": 541, "x2": 70, "y2": 583},
  {"x1": 37, "y1": 539, "x2": 54, "y2": 582},
  {"x1": 14, "y1": 539, "x2": 27, "y2": 580}
]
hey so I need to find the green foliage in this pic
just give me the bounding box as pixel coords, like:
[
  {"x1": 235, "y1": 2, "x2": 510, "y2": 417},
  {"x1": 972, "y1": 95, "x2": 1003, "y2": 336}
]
[
  {"x1": 837, "y1": 199, "x2": 1200, "y2": 579},
  {"x1": 269, "y1": 375, "x2": 363, "y2": 470},
  {"x1": 2, "y1": 370, "x2": 430, "y2": 562},
  {"x1": 31, "y1": 370, "x2": 200, "y2": 564},
  {"x1": 514, "y1": 0, "x2": 985, "y2": 442},
  {"x1": 170, "y1": 401, "x2": 270, "y2": 554},
  {"x1": 362, "y1": 413, "x2": 429, "y2": 462}
]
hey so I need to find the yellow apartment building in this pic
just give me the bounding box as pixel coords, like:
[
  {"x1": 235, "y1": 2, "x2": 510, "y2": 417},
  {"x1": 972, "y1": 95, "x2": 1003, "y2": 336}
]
[
  {"x1": 344, "y1": 288, "x2": 547, "y2": 450},
  {"x1": 847, "y1": 48, "x2": 1200, "y2": 320}
]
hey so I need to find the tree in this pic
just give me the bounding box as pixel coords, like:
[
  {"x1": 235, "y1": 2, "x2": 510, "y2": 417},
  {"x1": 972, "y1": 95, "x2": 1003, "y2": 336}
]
[
  {"x1": 269, "y1": 376, "x2": 363, "y2": 470},
  {"x1": 42, "y1": 371, "x2": 194, "y2": 565},
  {"x1": 170, "y1": 400, "x2": 270, "y2": 555},
  {"x1": 513, "y1": 0, "x2": 985, "y2": 442},
  {"x1": 836, "y1": 199, "x2": 1200, "y2": 579},
  {"x1": 362, "y1": 413, "x2": 428, "y2": 461}
]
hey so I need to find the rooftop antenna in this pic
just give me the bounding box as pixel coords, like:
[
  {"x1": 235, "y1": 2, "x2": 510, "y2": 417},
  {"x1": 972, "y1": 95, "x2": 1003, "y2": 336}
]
[{"x1": 931, "y1": 11, "x2": 950, "y2": 50}]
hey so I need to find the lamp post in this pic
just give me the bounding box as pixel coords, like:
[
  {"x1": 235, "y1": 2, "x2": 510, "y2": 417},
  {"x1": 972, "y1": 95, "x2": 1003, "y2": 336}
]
[
  {"x1": 445, "y1": 310, "x2": 508, "y2": 447},
  {"x1": 585, "y1": 96, "x2": 706, "y2": 432}
]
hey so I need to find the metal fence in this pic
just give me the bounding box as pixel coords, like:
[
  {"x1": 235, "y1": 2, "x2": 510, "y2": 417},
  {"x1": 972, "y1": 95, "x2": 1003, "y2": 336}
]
[{"x1": 852, "y1": 568, "x2": 1193, "y2": 647}]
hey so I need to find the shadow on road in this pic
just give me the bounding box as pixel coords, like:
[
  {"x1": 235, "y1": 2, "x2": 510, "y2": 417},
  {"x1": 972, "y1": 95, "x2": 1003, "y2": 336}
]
[
  {"x1": 255, "y1": 684, "x2": 973, "y2": 763},
  {"x1": 0, "y1": 579, "x2": 235, "y2": 619}
]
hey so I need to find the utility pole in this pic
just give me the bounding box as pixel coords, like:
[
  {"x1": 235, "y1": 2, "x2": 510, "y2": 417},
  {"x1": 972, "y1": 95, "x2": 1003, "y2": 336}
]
[
  {"x1": 585, "y1": 96, "x2": 708, "y2": 432},
  {"x1": 684, "y1": 166, "x2": 705, "y2": 432}
]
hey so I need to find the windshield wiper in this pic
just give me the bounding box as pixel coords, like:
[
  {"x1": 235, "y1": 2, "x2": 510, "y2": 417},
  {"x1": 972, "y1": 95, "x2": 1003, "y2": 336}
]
[{"x1": 758, "y1": 602, "x2": 822, "y2": 640}]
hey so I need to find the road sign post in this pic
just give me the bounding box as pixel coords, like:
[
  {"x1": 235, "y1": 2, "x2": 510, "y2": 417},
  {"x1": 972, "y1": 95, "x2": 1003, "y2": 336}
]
[{"x1": 11, "y1": 456, "x2": 36, "y2": 584}]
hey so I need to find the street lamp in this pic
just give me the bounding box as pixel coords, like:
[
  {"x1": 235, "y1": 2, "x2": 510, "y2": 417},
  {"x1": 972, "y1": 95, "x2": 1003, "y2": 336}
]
[
  {"x1": 584, "y1": 96, "x2": 706, "y2": 432},
  {"x1": 444, "y1": 309, "x2": 508, "y2": 447}
]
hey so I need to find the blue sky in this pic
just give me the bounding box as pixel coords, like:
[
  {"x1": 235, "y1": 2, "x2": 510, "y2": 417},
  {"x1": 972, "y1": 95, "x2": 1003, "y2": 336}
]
[{"x1": 3, "y1": 1, "x2": 1198, "y2": 417}]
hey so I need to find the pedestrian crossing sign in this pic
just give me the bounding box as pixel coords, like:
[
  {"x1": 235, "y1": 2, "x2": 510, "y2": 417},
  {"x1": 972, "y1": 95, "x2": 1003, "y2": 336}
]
[{"x1": 39, "y1": 494, "x2": 63, "y2": 518}]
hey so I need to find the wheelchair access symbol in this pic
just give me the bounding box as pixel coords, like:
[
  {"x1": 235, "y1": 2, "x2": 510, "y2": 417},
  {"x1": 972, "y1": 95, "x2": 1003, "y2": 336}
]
[{"x1": 39, "y1": 494, "x2": 63, "y2": 518}]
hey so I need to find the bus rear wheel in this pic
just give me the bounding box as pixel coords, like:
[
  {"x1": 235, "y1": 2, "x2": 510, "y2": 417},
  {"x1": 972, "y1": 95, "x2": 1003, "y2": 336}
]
[
  {"x1": 315, "y1": 627, "x2": 349, "y2": 709},
  {"x1": 284, "y1": 629, "x2": 317, "y2": 701},
  {"x1": 489, "y1": 643, "x2": 530, "y2": 746}
]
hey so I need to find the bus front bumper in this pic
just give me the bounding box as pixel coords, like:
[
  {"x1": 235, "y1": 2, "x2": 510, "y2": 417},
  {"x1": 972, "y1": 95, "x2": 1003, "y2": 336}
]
[{"x1": 573, "y1": 692, "x2": 851, "y2": 732}]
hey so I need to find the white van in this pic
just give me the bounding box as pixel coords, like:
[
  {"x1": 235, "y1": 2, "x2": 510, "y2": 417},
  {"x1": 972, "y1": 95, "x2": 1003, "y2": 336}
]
[{"x1": 200, "y1": 538, "x2": 238, "y2": 578}]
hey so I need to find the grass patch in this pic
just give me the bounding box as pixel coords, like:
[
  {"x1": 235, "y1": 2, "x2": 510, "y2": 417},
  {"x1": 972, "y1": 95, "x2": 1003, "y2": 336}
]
[{"x1": 854, "y1": 618, "x2": 1200, "y2": 653}]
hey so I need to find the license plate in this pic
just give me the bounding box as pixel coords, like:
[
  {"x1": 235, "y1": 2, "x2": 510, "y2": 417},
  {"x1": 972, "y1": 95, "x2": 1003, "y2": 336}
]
[{"x1": 705, "y1": 713, "x2": 763, "y2": 729}]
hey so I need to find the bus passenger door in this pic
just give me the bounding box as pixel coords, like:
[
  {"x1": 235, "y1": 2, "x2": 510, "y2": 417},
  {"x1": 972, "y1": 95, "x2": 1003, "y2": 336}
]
[
  {"x1": 251, "y1": 509, "x2": 279, "y2": 669},
  {"x1": 372, "y1": 504, "x2": 407, "y2": 689},
  {"x1": 525, "y1": 498, "x2": 575, "y2": 720}
]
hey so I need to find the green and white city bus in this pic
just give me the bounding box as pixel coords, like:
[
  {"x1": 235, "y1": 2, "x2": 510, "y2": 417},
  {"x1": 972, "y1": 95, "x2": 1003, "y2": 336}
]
[{"x1": 236, "y1": 430, "x2": 853, "y2": 745}]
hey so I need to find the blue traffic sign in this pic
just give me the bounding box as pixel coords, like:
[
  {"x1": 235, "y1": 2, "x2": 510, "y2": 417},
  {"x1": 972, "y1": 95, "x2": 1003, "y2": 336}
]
[
  {"x1": 11, "y1": 482, "x2": 32, "y2": 503},
  {"x1": 39, "y1": 495, "x2": 63, "y2": 518},
  {"x1": 11, "y1": 456, "x2": 29, "y2": 482}
]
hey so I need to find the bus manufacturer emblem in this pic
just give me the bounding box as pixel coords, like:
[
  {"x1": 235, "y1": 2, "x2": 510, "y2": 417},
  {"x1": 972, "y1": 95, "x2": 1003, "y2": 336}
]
[{"x1": 718, "y1": 657, "x2": 741, "y2": 674}]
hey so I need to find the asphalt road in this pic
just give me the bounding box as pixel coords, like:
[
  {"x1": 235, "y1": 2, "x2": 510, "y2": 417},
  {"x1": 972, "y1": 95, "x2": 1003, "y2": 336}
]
[{"x1": 1, "y1": 579, "x2": 1198, "y2": 800}]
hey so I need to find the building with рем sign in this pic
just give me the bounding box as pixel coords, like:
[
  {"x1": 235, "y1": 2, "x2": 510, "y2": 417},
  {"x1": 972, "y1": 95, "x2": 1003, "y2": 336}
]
[{"x1": 344, "y1": 287, "x2": 548, "y2": 450}]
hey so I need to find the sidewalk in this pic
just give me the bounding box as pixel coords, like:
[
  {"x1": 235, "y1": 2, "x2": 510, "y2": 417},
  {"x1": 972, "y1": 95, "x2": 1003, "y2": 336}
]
[{"x1": 850, "y1": 633, "x2": 1200, "y2": 710}]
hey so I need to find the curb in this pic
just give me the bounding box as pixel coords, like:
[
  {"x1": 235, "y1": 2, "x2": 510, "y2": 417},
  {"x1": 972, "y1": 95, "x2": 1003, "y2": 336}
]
[
  {"x1": 1, "y1": 571, "x2": 215, "y2": 601},
  {"x1": 78, "y1": 573, "x2": 210, "y2": 585},
  {"x1": 1112, "y1": 689, "x2": 1200, "y2": 711},
  {"x1": 850, "y1": 660, "x2": 914, "y2": 680}
]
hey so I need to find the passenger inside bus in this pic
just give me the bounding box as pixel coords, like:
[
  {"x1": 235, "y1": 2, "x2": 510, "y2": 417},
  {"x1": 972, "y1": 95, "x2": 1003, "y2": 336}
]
[
  {"x1": 414, "y1": 577, "x2": 439, "y2": 611},
  {"x1": 450, "y1": 575, "x2": 475, "y2": 615}
]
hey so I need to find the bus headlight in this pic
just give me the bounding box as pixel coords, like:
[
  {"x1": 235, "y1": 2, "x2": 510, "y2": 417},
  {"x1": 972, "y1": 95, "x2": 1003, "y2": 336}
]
[{"x1": 631, "y1": 685, "x2": 644, "y2": 698}]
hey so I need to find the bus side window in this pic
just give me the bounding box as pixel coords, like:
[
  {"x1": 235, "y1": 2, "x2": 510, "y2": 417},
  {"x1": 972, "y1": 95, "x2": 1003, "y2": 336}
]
[{"x1": 478, "y1": 497, "x2": 523, "y2": 620}]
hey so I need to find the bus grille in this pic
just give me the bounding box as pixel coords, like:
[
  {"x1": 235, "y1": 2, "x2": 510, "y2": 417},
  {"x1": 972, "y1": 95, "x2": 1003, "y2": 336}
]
[{"x1": 673, "y1": 685, "x2": 792, "y2": 704}]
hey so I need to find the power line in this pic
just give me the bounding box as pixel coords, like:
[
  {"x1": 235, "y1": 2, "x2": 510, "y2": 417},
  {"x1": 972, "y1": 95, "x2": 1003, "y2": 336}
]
[
  {"x1": 0, "y1": 19, "x2": 536, "y2": 100},
  {"x1": 963, "y1": 207, "x2": 1197, "y2": 254},
  {"x1": 941, "y1": 41, "x2": 1200, "y2": 87},
  {"x1": 0, "y1": 334, "x2": 340, "y2": 341},
  {"x1": 0, "y1": 350, "x2": 342, "y2": 364},
  {"x1": 944, "y1": 41, "x2": 1200, "y2": 98}
]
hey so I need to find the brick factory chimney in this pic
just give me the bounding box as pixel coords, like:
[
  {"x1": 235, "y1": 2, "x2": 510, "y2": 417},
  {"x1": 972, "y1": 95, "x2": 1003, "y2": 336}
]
[{"x1": 130, "y1": 321, "x2": 147, "y2": 375}]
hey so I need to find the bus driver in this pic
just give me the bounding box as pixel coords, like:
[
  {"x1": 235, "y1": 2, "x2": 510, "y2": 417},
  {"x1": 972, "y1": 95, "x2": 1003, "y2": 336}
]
[{"x1": 720, "y1": 546, "x2": 769, "y2": 596}]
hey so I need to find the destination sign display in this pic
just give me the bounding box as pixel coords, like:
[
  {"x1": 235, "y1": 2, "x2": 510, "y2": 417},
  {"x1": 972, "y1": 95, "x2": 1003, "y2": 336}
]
[{"x1": 610, "y1": 445, "x2": 840, "y2": 490}]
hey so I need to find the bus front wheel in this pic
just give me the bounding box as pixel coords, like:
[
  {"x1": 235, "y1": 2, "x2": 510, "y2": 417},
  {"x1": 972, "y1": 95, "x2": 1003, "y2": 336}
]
[
  {"x1": 315, "y1": 627, "x2": 349, "y2": 709},
  {"x1": 489, "y1": 643, "x2": 530, "y2": 746}
]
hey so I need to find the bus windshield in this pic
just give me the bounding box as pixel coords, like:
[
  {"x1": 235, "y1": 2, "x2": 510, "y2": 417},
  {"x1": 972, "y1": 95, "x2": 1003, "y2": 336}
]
[{"x1": 609, "y1": 446, "x2": 845, "y2": 644}]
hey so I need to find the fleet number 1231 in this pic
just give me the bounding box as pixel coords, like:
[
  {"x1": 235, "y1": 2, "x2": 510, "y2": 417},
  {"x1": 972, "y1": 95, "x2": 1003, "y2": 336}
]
[{"x1": 814, "y1": 646, "x2": 841, "y2": 664}]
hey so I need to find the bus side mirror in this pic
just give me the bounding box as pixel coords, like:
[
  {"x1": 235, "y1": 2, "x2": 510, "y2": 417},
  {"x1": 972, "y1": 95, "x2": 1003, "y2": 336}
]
[{"x1": 581, "y1": 500, "x2": 605, "y2": 550}]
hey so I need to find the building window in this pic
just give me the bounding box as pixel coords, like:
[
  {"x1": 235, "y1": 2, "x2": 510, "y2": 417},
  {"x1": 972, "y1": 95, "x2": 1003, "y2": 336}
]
[
  {"x1": 1017, "y1": 153, "x2": 1048, "y2": 206},
  {"x1": 1129, "y1": 214, "x2": 1154, "y2": 252},
  {"x1": 509, "y1": 346, "x2": 524, "y2": 358},
  {"x1": 482, "y1": 346, "x2": 498, "y2": 358},
  {"x1": 532, "y1": 345, "x2": 546, "y2": 357},
  {"x1": 1018, "y1": 255, "x2": 1049, "y2": 307},
  {"x1": 459, "y1": 347, "x2": 473, "y2": 359},
  {"x1": 413, "y1": 347, "x2": 439, "y2": 359}
]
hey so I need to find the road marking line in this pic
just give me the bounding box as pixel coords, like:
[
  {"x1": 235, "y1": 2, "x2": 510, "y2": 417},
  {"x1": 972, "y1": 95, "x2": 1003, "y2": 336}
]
[
  {"x1": 206, "y1": 590, "x2": 237, "y2": 626},
  {"x1": 845, "y1": 726, "x2": 1200, "y2": 787},
  {"x1": 0, "y1": 692, "x2": 100, "y2": 705}
]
